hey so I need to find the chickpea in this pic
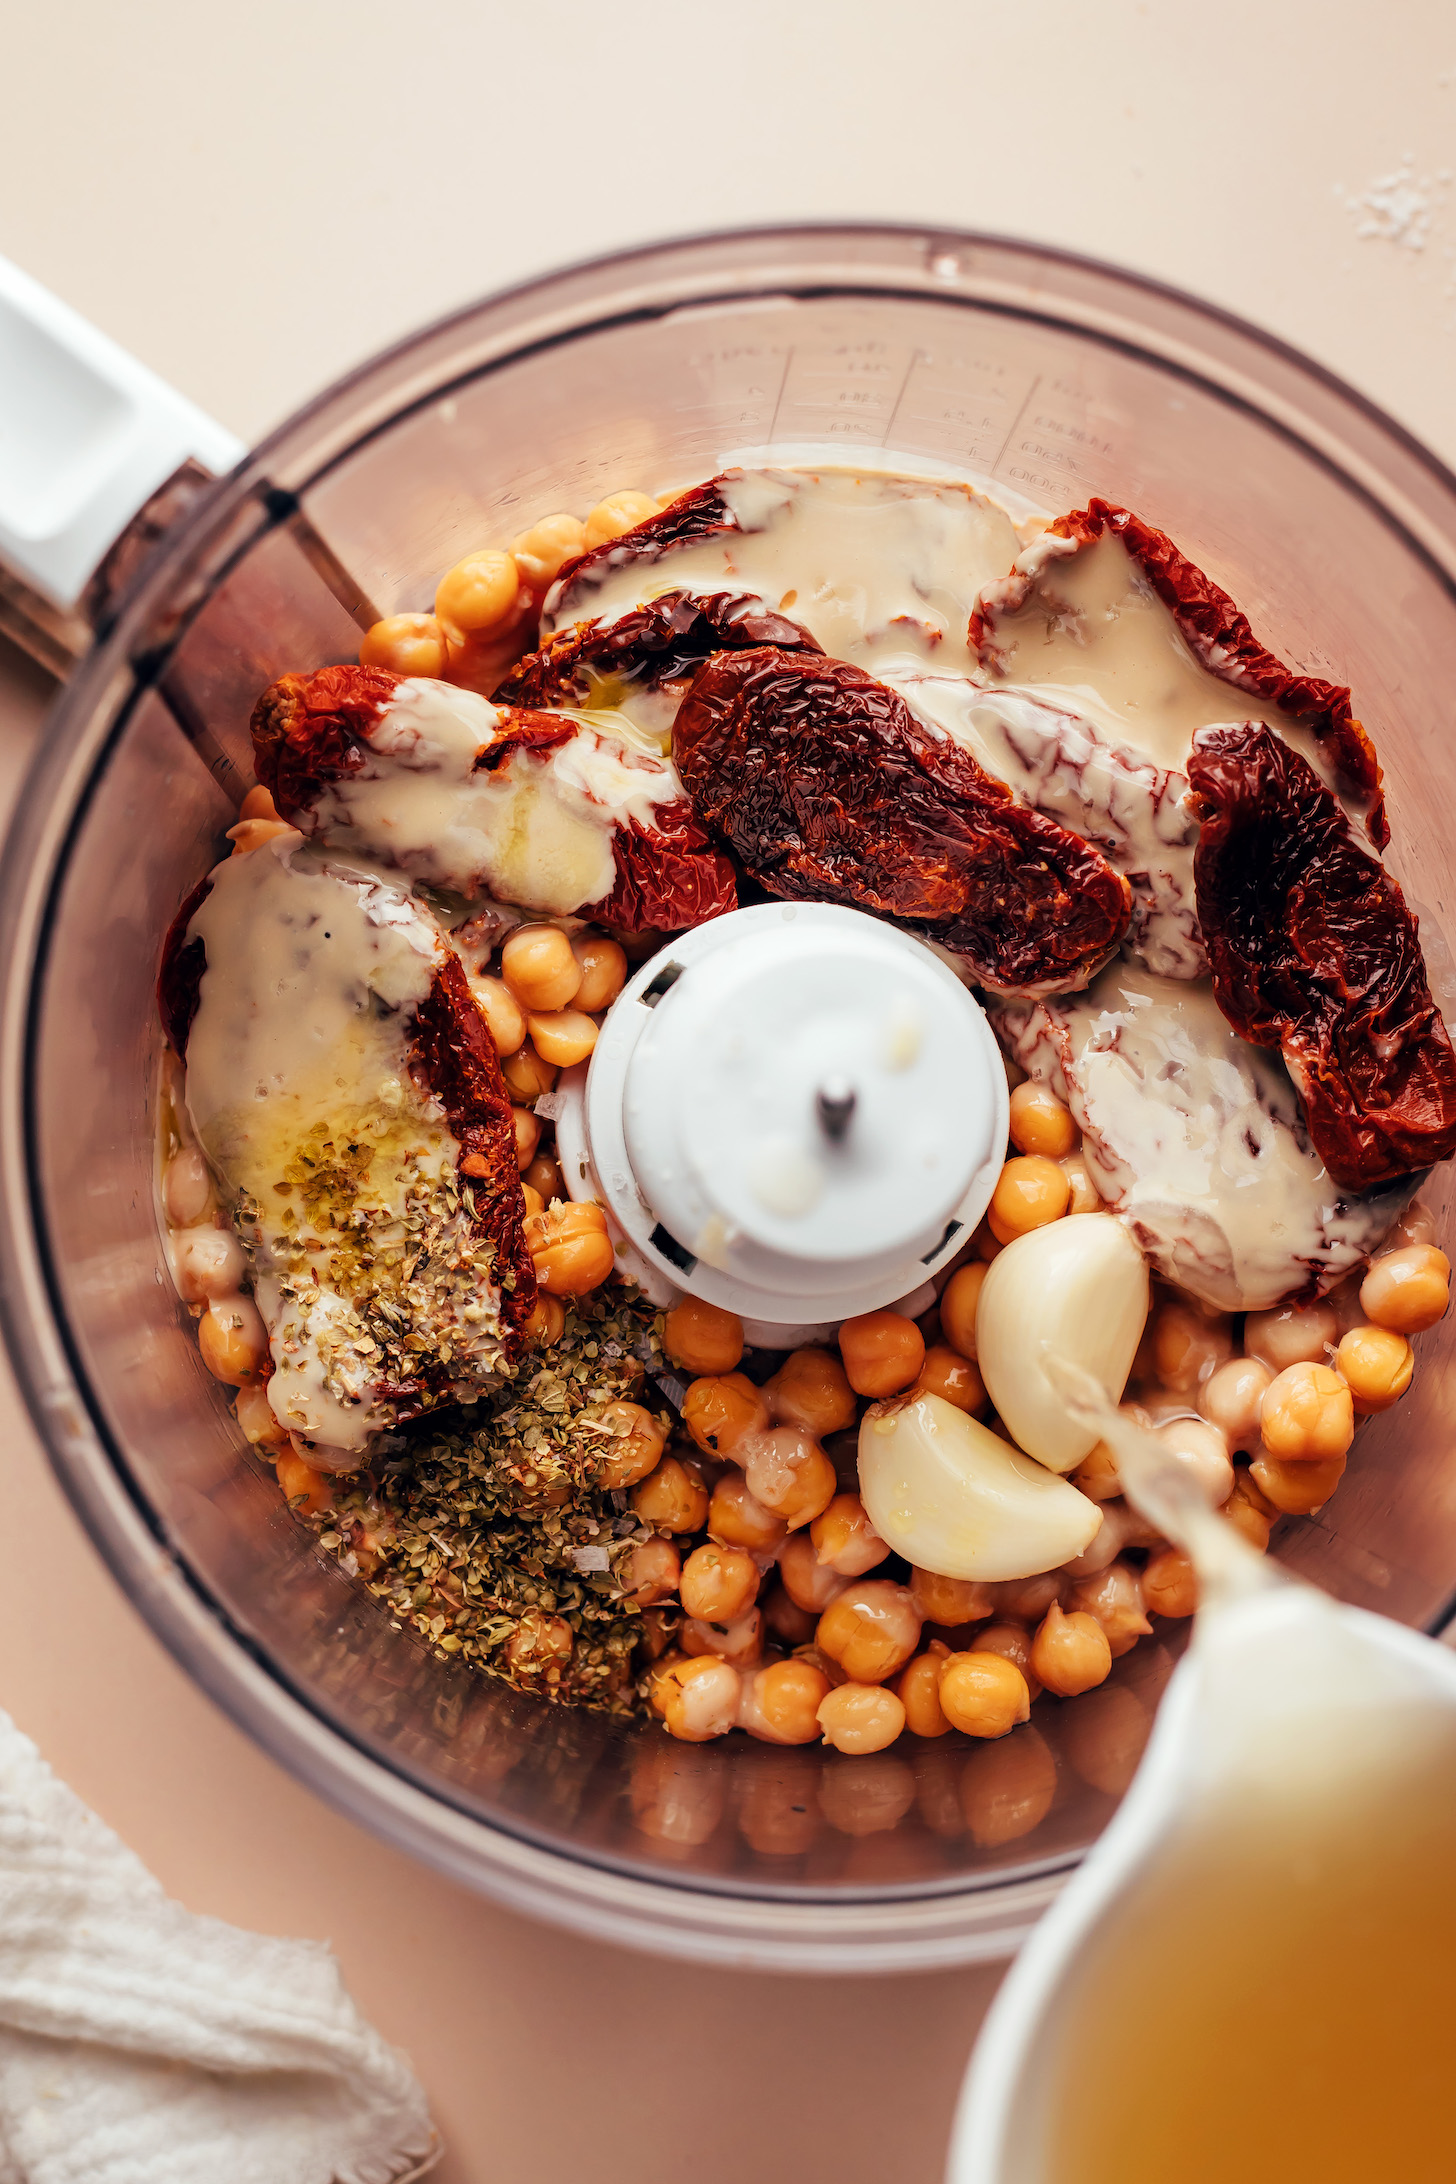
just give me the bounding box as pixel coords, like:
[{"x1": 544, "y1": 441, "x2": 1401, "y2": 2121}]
[
  {"x1": 631, "y1": 1738, "x2": 725, "y2": 1846},
  {"x1": 738, "y1": 1657, "x2": 830, "y2": 1745},
  {"x1": 1259, "y1": 1360, "x2": 1354, "y2": 1462},
  {"x1": 658, "y1": 1654, "x2": 741, "y2": 1742},
  {"x1": 663, "y1": 1296, "x2": 744, "y2": 1376},
  {"x1": 506, "y1": 1611, "x2": 573, "y2": 1678},
  {"x1": 708, "y1": 1470, "x2": 786, "y2": 1555},
  {"x1": 527, "y1": 1200, "x2": 615, "y2": 1295},
  {"x1": 625, "y1": 1536, "x2": 680, "y2": 1604},
  {"x1": 1060, "y1": 1151, "x2": 1103, "y2": 1216},
  {"x1": 527, "y1": 1008, "x2": 598, "y2": 1069},
  {"x1": 1061, "y1": 1684, "x2": 1151, "y2": 1797},
  {"x1": 1244, "y1": 1299, "x2": 1338, "y2": 1373},
  {"x1": 1071, "y1": 1440, "x2": 1122, "y2": 1502},
  {"x1": 1156, "y1": 1415, "x2": 1234, "y2": 1506},
  {"x1": 1008, "y1": 1080, "x2": 1078, "y2": 1159},
  {"x1": 778, "y1": 1530, "x2": 850, "y2": 1614},
  {"x1": 227, "y1": 815, "x2": 297, "y2": 857},
  {"x1": 630, "y1": 1455, "x2": 709, "y2": 1535},
  {"x1": 1336, "y1": 1323, "x2": 1414, "y2": 1413},
  {"x1": 591, "y1": 1398, "x2": 666, "y2": 1488},
  {"x1": 583, "y1": 489, "x2": 660, "y2": 550},
  {"x1": 1222, "y1": 1469, "x2": 1275, "y2": 1550},
  {"x1": 838, "y1": 1309, "x2": 925, "y2": 1398},
  {"x1": 435, "y1": 548, "x2": 520, "y2": 641},
  {"x1": 1151, "y1": 1299, "x2": 1234, "y2": 1393},
  {"x1": 765, "y1": 1346, "x2": 858, "y2": 1435},
  {"x1": 1143, "y1": 1546, "x2": 1198, "y2": 1618},
  {"x1": 501, "y1": 924, "x2": 581, "y2": 1013},
  {"x1": 521, "y1": 1292, "x2": 566, "y2": 1347},
  {"x1": 1360, "y1": 1245, "x2": 1451, "y2": 1334},
  {"x1": 1031, "y1": 1602, "x2": 1112, "y2": 1697},
  {"x1": 235, "y1": 1381, "x2": 284, "y2": 1449},
  {"x1": 988, "y1": 1155, "x2": 1071, "y2": 1245},
  {"x1": 501, "y1": 1041, "x2": 558, "y2": 1102},
  {"x1": 992, "y1": 1571, "x2": 1063, "y2": 1623},
  {"x1": 897, "y1": 1652, "x2": 952, "y2": 1737},
  {"x1": 970, "y1": 1621, "x2": 1043, "y2": 1704},
  {"x1": 909, "y1": 1566, "x2": 994, "y2": 1628},
  {"x1": 819, "y1": 1754, "x2": 917, "y2": 1837},
  {"x1": 520, "y1": 1184, "x2": 545, "y2": 1221},
  {"x1": 239, "y1": 783, "x2": 279, "y2": 822},
  {"x1": 938, "y1": 1650, "x2": 1030, "y2": 1738},
  {"x1": 570, "y1": 933, "x2": 628, "y2": 1012},
  {"x1": 512, "y1": 1106, "x2": 541, "y2": 1172},
  {"x1": 815, "y1": 1580, "x2": 922, "y2": 1683},
  {"x1": 198, "y1": 1295, "x2": 268, "y2": 1385},
  {"x1": 359, "y1": 611, "x2": 447, "y2": 679},
  {"x1": 682, "y1": 1370, "x2": 770, "y2": 1458},
  {"x1": 682, "y1": 1607, "x2": 763, "y2": 1668},
  {"x1": 811, "y1": 1493, "x2": 889, "y2": 1577},
  {"x1": 937, "y1": 1261, "x2": 987, "y2": 1361},
  {"x1": 173, "y1": 1224, "x2": 246, "y2": 1305},
  {"x1": 973, "y1": 1219, "x2": 1002, "y2": 1263},
  {"x1": 743, "y1": 1427, "x2": 837, "y2": 1530},
  {"x1": 275, "y1": 1449, "x2": 332, "y2": 1515},
  {"x1": 816, "y1": 1682, "x2": 906, "y2": 1754},
  {"x1": 1249, "y1": 1451, "x2": 1345, "y2": 1516},
  {"x1": 163, "y1": 1146, "x2": 213, "y2": 1227},
  {"x1": 1198, "y1": 1355, "x2": 1273, "y2": 1452},
  {"x1": 511, "y1": 511, "x2": 587, "y2": 592},
  {"x1": 681, "y1": 1542, "x2": 761, "y2": 1624},
  {"x1": 961, "y1": 1726, "x2": 1057, "y2": 1848},
  {"x1": 523, "y1": 1150, "x2": 564, "y2": 1202},
  {"x1": 913, "y1": 1343, "x2": 988, "y2": 1415},
  {"x1": 1067, "y1": 1560, "x2": 1151, "y2": 1658},
  {"x1": 761, "y1": 1582, "x2": 817, "y2": 1647}
]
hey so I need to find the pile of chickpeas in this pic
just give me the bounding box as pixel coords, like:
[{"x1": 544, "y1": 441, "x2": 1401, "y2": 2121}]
[
  {"x1": 594, "y1": 1071, "x2": 1450, "y2": 1763},
  {"x1": 355, "y1": 486, "x2": 666, "y2": 693}
]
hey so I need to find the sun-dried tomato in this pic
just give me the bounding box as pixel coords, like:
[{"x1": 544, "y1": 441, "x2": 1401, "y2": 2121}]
[
  {"x1": 249, "y1": 663, "x2": 737, "y2": 935},
  {"x1": 1189, "y1": 722, "x2": 1456, "y2": 1188},
  {"x1": 495, "y1": 587, "x2": 820, "y2": 711},
  {"x1": 674, "y1": 648, "x2": 1132, "y2": 993},
  {"x1": 546, "y1": 480, "x2": 737, "y2": 617},
  {"x1": 408, "y1": 948, "x2": 537, "y2": 1344},
  {"x1": 972, "y1": 500, "x2": 1387, "y2": 846}
]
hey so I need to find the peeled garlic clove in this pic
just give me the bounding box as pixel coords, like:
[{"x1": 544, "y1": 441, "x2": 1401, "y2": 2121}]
[
  {"x1": 976, "y1": 1214, "x2": 1149, "y2": 1474},
  {"x1": 857, "y1": 1392, "x2": 1101, "y2": 1582}
]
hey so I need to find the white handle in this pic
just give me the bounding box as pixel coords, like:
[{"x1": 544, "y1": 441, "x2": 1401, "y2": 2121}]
[{"x1": 0, "y1": 253, "x2": 246, "y2": 611}]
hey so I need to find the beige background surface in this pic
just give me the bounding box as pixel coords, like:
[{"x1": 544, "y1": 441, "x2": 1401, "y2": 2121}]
[{"x1": 1, "y1": 5, "x2": 1453, "y2": 2179}]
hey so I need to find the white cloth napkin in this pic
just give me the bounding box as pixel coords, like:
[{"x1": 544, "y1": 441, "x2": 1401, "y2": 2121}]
[{"x1": 0, "y1": 1711, "x2": 438, "y2": 2184}]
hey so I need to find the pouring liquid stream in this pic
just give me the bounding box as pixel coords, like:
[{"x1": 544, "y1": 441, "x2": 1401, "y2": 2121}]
[{"x1": 974, "y1": 1361, "x2": 1456, "y2": 2184}]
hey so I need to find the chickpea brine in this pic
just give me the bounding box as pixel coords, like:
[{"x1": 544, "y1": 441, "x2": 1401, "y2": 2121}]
[{"x1": 156, "y1": 459, "x2": 1456, "y2": 1846}]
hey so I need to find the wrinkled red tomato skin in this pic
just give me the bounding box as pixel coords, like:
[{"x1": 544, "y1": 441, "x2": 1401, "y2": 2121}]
[
  {"x1": 496, "y1": 587, "x2": 820, "y2": 711},
  {"x1": 674, "y1": 647, "x2": 1131, "y2": 993},
  {"x1": 1190, "y1": 722, "x2": 1456, "y2": 1188}
]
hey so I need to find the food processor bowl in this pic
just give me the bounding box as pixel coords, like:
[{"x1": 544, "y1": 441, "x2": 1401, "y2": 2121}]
[{"x1": 4, "y1": 226, "x2": 1456, "y2": 1971}]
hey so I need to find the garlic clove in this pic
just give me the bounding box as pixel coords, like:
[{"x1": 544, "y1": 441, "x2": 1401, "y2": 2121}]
[
  {"x1": 976, "y1": 1214, "x2": 1149, "y2": 1474},
  {"x1": 857, "y1": 1392, "x2": 1102, "y2": 1582}
]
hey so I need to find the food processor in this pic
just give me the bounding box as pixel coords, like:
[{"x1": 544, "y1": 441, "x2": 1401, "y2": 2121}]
[{"x1": 2, "y1": 225, "x2": 1456, "y2": 1971}]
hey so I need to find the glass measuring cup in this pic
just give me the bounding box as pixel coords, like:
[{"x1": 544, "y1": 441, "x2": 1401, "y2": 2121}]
[{"x1": 4, "y1": 227, "x2": 1456, "y2": 1969}]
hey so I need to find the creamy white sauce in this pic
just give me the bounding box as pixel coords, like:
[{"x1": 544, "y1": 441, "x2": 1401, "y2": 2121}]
[
  {"x1": 184, "y1": 834, "x2": 508, "y2": 1458},
  {"x1": 886, "y1": 668, "x2": 1204, "y2": 981},
  {"x1": 545, "y1": 467, "x2": 1022, "y2": 683},
  {"x1": 308, "y1": 678, "x2": 684, "y2": 916},
  {"x1": 991, "y1": 962, "x2": 1412, "y2": 1312},
  {"x1": 973, "y1": 529, "x2": 1355, "y2": 809}
]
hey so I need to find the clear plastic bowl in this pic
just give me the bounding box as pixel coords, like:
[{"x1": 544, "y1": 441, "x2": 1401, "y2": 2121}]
[{"x1": 4, "y1": 226, "x2": 1456, "y2": 1971}]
